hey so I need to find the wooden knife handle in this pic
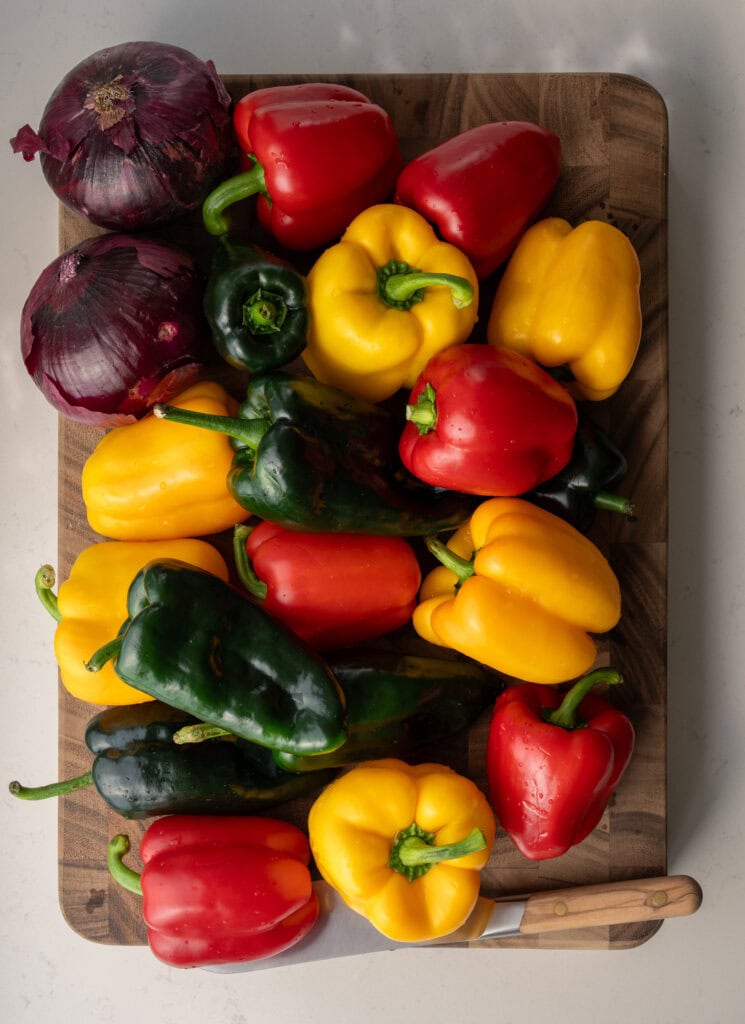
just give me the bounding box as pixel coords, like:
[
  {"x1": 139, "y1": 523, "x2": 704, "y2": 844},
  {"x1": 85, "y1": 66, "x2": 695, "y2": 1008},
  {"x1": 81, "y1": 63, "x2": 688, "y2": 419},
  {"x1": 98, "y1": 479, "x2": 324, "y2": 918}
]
[{"x1": 519, "y1": 875, "x2": 703, "y2": 934}]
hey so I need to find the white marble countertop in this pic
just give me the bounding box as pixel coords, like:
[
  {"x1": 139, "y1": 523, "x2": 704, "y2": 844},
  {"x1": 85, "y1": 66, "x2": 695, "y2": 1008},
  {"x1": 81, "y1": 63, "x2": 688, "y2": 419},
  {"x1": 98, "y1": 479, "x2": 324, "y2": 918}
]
[{"x1": 1, "y1": 2, "x2": 742, "y2": 1021}]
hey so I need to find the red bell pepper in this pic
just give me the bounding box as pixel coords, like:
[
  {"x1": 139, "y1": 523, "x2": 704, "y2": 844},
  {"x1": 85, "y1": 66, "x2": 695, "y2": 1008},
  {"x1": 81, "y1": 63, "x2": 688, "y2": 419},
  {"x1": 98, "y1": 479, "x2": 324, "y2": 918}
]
[
  {"x1": 486, "y1": 670, "x2": 635, "y2": 861},
  {"x1": 399, "y1": 344, "x2": 577, "y2": 496},
  {"x1": 233, "y1": 522, "x2": 421, "y2": 649},
  {"x1": 203, "y1": 82, "x2": 403, "y2": 250},
  {"x1": 394, "y1": 121, "x2": 561, "y2": 279},
  {"x1": 107, "y1": 815, "x2": 319, "y2": 968}
]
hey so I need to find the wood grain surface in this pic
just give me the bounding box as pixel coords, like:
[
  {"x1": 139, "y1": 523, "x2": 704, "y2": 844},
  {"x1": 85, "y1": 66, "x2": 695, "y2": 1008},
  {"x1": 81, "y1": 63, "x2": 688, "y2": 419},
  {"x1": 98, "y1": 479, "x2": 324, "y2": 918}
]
[{"x1": 54, "y1": 72, "x2": 668, "y2": 954}]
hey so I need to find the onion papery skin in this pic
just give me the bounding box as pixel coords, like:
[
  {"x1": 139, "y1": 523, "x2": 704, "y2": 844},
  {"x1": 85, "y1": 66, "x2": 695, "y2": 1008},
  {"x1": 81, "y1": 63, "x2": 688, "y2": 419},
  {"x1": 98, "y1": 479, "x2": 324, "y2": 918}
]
[
  {"x1": 21, "y1": 233, "x2": 211, "y2": 426},
  {"x1": 11, "y1": 41, "x2": 233, "y2": 231}
]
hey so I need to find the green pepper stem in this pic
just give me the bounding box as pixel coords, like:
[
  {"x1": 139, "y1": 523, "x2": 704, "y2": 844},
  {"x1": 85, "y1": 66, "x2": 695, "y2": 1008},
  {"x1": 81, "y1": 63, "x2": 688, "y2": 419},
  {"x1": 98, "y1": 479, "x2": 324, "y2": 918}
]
[
  {"x1": 233, "y1": 525, "x2": 268, "y2": 601},
  {"x1": 85, "y1": 636, "x2": 122, "y2": 673},
  {"x1": 547, "y1": 668, "x2": 624, "y2": 730},
  {"x1": 152, "y1": 402, "x2": 269, "y2": 450},
  {"x1": 424, "y1": 535, "x2": 475, "y2": 583},
  {"x1": 35, "y1": 564, "x2": 62, "y2": 622},
  {"x1": 389, "y1": 822, "x2": 486, "y2": 881},
  {"x1": 173, "y1": 722, "x2": 234, "y2": 745},
  {"x1": 9, "y1": 771, "x2": 94, "y2": 801},
  {"x1": 202, "y1": 159, "x2": 268, "y2": 236},
  {"x1": 377, "y1": 260, "x2": 473, "y2": 310},
  {"x1": 107, "y1": 835, "x2": 143, "y2": 897},
  {"x1": 593, "y1": 491, "x2": 636, "y2": 517},
  {"x1": 405, "y1": 383, "x2": 438, "y2": 435},
  {"x1": 243, "y1": 289, "x2": 287, "y2": 335}
]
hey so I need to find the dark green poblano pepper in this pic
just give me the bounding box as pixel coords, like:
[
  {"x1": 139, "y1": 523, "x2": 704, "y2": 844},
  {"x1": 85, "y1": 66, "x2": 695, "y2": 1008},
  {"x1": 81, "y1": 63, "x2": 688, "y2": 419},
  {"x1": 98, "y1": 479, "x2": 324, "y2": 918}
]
[
  {"x1": 85, "y1": 559, "x2": 347, "y2": 755},
  {"x1": 153, "y1": 372, "x2": 476, "y2": 535}
]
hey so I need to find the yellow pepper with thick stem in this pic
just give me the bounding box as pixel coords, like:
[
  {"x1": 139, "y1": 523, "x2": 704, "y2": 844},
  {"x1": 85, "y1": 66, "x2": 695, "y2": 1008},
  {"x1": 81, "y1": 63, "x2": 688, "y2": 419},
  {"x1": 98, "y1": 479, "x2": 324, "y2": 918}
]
[
  {"x1": 414, "y1": 497, "x2": 621, "y2": 685},
  {"x1": 301, "y1": 204, "x2": 479, "y2": 403},
  {"x1": 308, "y1": 758, "x2": 495, "y2": 942},
  {"x1": 35, "y1": 539, "x2": 229, "y2": 704},
  {"x1": 486, "y1": 217, "x2": 642, "y2": 401},
  {"x1": 81, "y1": 381, "x2": 250, "y2": 540}
]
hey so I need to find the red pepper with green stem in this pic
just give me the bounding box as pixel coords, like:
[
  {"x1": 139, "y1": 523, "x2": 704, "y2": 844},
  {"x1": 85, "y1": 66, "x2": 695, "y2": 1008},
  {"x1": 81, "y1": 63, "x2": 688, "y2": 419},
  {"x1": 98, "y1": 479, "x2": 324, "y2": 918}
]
[
  {"x1": 203, "y1": 83, "x2": 402, "y2": 250},
  {"x1": 233, "y1": 522, "x2": 421, "y2": 650},
  {"x1": 486, "y1": 669, "x2": 635, "y2": 861},
  {"x1": 108, "y1": 815, "x2": 319, "y2": 968},
  {"x1": 399, "y1": 344, "x2": 578, "y2": 496}
]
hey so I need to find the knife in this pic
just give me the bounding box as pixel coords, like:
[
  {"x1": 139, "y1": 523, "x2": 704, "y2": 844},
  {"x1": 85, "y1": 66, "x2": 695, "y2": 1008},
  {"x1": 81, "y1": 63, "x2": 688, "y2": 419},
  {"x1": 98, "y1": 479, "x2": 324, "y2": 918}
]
[{"x1": 205, "y1": 873, "x2": 703, "y2": 973}]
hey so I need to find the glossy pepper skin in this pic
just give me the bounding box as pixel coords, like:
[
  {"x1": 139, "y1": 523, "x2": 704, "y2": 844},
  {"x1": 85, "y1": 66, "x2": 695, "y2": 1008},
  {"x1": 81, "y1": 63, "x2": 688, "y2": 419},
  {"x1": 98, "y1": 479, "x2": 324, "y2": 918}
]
[
  {"x1": 394, "y1": 120, "x2": 561, "y2": 280},
  {"x1": 301, "y1": 204, "x2": 479, "y2": 403},
  {"x1": 9, "y1": 700, "x2": 334, "y2": 818},
  {"x1": 273, "y1": 649, "x2": 499, "y2": 772},
  {"x1": 202, "y1": 83, "x2": 403, "y2": 250},
  {"x1": 34, "y1": 539, "x2": 228, "y2": 704},
  {"x1": 414, "y1": 498, "x2": 622, "y2": 684},
  {"x1": 308, "y1": 758, "x2": 496, "y2": 942},
  {"x1": 153, "y1": 372, "x2": 476, "y2": 536},
  {"x1": 526, "y1": 415, "x2": 634, "y2": 532},
  {"x1": 204, "y1": 236, "x2": 309, "y2": 372},
  {"x1": 399, "y1": 344, "x2": 578, "y2": 496},
  {"x1": 86, "y1": 559, "x2": 347, "y2": 756},
  {"x1": 108, "y1": 816, "x2": 319, "y2": 967},
  {"x1": 82, "y1": 381, "x2": 249, "y2": 540},
  {"x1": 234, "y1": 522, "x2": 421, "y2": 649},
  {"x1": 487, "y1": 218, "x2": 643, "y2": 401},
  {"x1": 486, "y1": 670, "x2": 635, "y2": 860}
]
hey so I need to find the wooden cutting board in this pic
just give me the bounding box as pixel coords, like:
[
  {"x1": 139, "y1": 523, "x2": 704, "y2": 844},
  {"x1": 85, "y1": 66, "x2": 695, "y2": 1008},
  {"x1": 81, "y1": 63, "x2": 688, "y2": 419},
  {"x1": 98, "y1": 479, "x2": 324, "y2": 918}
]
[{"x1": 55, "y1": 72, "x2": 668, "y2": 953}]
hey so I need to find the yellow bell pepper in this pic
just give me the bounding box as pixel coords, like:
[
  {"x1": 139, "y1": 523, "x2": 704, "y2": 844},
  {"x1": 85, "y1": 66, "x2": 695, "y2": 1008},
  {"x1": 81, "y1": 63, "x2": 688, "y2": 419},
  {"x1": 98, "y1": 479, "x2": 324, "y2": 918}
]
[
  {"x1": 82, "y1": 381, "x2": 249, "y2": 540},
  {"x1": 486, "y1": 217, "x2": 642, "y2": 401},
  {"x1": 35, "y1": 539, "x2": 229, "y2": 704},
  {"x1": 301, "y1": 204, "x2": 479, "y2": 403},
  {"x1": 414, "y1": 497, "x2": 621, "y2": 684},
  {"x1": 308, "y1": 758, "x2": 495, "y2": 942}
]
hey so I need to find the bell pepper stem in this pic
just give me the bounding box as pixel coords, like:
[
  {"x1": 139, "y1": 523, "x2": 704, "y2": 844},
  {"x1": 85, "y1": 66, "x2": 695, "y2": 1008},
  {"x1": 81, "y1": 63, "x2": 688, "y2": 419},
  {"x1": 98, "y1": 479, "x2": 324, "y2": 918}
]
[
  {"x1": 202, "y1": 158, "x2": 269, "y2": 236},
  {"x1": 424, "y1": 535, "x2": 475, "y2": 583},
  {"x1": 35, "y1": 564, "x2": 62, "y2": 622},
  {"x1": 173, "y1": 722, "x2": 235, "y2": 745},
  {"x1": 389, "y1": 822, "x2": 486, "y2": 881},
  {"x1": 233, "y1": 525, "x2": 269, "y2": 601},
  {"x1": 243, "y1": 288, "x2": 287, "y2": 335},
  {"x1": 85, "y1": 635, "x2": 122, "y2": 673},
  {"x1": 9, "y1": 771, "x2": 94, "y2": 801},
  {"x1": 405, "y1": 383, "x2": 438, "y2": 435},
  {"x1": 593, "y1": 491, "x2": 636, "y2": 517},
  {"x1": 377, "y1": 259, "x2": 473, "y2": 310},
  {"x1": 107, "y1": 834, "x2": 143, "y2": 897},
  {"x1": 547, "y1": 668, "x2": 624, "y2": 730},
  {"x1": 152, "y1": 402, "x2": 269, "y2": 449}
]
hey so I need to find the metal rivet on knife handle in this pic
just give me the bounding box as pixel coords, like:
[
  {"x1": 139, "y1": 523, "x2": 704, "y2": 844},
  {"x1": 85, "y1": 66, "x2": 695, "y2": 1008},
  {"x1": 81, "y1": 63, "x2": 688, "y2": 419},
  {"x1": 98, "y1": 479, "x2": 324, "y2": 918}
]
[{"x1": 518, "y1": 875, "x2": 703, "y2": 935}]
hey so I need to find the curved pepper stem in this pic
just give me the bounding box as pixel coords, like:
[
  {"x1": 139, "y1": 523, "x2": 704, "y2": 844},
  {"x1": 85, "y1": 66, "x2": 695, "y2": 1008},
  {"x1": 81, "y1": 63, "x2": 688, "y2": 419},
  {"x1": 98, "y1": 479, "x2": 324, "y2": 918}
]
[
  {"x1": 547, "y1": 668, "x2": 624, "y2": 730},
  {"x1": 35, "y1": 564, "x2": 62, "y2": 622},
  {"x1": 152, "y1": 403, "x2": 269, "y2": 450},
  {"x1": 389, "y1": 822, "x2": 486, "y2": 882},
  {"x1": 9, "y1": 771, "x2": 94, "y2": 801},
  {"x1": 85, "y1": 636, "x2": 122, "y2": 673},
  {"x1": 233, "y1": 524, "x2": 268, "y2": 601},
  {"x1": 424, "y1": 535, "x2": 475, "y2": 585},
  {"x1": 107, "y1": 834, "x2": 143, "y2": 896},
  {"x1": 377, "y1": 259, "x2": 474, "y2": 311},
  {"x1": 202, "y1": 158, "x2": 269, "y2": 236}
]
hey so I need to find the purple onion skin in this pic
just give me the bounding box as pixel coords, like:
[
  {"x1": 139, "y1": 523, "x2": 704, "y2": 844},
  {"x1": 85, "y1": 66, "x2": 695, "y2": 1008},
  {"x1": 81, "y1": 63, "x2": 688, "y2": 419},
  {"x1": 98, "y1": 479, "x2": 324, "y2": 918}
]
[
  {"x1": 11, "y1": 41, "x2": 233, "y2": 231},
  {"x1": 21, "y1": 233, "x2": 211, "y2": 426}
]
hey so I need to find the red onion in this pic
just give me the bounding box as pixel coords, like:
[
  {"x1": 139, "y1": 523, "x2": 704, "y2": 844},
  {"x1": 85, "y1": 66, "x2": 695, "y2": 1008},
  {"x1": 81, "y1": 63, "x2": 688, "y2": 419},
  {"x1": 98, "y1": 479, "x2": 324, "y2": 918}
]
[
  {"x1": 21, "y1": 233, "x2": 211, "y2": 426},
  {"x1": 10, "y1": 41, "x2": 233, "y2": 231}
]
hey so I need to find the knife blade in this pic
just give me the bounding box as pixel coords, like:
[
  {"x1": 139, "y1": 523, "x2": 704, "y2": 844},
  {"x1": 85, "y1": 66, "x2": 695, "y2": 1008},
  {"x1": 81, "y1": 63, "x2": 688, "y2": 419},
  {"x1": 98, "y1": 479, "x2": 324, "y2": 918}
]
[{"x1": 204, "y1": 873, "x2": 702, "y2": 973}]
